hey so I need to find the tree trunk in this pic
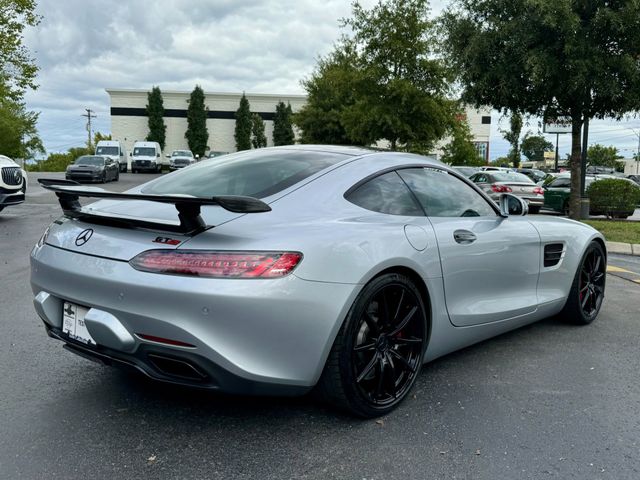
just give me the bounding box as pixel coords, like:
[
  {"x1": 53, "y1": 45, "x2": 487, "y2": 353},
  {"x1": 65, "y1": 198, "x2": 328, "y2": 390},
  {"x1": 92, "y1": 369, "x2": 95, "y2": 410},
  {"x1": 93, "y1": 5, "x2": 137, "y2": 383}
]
[{"x1": 569, "y1": 113, "x2": 583, "y2": 220}]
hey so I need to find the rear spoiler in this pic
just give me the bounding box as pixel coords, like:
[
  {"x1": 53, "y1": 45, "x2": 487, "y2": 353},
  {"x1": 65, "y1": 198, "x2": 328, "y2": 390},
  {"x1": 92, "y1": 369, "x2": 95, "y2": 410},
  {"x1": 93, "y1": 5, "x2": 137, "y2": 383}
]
[{"x1": 38, "y1": 179, "x2": 271, "y2": 235}]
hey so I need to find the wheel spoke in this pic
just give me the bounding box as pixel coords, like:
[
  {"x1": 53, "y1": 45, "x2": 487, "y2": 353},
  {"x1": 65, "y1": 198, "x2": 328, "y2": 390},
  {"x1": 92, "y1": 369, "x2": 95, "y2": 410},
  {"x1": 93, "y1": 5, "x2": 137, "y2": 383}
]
[
  {"x1": 389, "y1": 349, "x2": 416, "y2": 374},
  {"x1": 374, "y1": 358, "x2": 385, "y2": 398},
  {"x1": 392, "y1": 289, "x2": 405, "y2": 324},
  {"x1": 593, "y1": 255, "x2": 601, "y2": 275},
  {"x1": 354, "y1": 342, "x2": 376, "y2": 353},
  {"x1": 580, "y1": 284, "x2": 589, "y2": 294},
  {"x1": 390, "y1": 336, "x2": 422, "y2": 346},
  {"x1": 384, "y1": 353, "x2": 398, "y2": 399},
  {"x1": 356, "y1": 353, "x2": 378, "y2": 383},
  {"x1": 389, "y1": 306, "x2": 417, "y2": 336},
  {"x1": 581, "y1": 290, "x2": 590, "y2": 309}
]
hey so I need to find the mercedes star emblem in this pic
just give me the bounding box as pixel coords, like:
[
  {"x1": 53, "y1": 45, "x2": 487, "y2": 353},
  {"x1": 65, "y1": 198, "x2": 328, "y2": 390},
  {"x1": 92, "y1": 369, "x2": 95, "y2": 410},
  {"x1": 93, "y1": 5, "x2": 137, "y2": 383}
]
[{"x1": 75, "y1": 228, "x2": 94, "y2": 246}]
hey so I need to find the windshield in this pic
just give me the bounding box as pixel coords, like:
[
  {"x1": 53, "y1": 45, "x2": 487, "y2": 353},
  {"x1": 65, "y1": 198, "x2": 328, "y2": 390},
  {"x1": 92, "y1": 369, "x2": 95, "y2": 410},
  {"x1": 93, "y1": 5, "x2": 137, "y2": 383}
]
[
  {"x1": 172, "y1": 151, "x2": 193, "y2": 157},
  {"x1": 95, "y1": 146, "x2": 119, "y2": 156},
  {"x1": 133, "y1": 147, "x2": 157, "y2": 157},
  {"x1": 491, "y1": 172, "x2": 534, "y2": 183},
  {"x1": 75, "y1": 156, "x2": 104, "y2": 166},
  {"x1": 142, "y1": 149, "x2": 348, "y2": 198}
]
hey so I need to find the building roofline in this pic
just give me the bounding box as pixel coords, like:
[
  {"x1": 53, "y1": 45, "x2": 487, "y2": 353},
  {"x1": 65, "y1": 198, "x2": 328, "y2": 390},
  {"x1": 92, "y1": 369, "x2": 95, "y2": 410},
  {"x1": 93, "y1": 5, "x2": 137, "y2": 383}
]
[{"x1": 105, "y1": 88, "x2": 308, "y2": 99}]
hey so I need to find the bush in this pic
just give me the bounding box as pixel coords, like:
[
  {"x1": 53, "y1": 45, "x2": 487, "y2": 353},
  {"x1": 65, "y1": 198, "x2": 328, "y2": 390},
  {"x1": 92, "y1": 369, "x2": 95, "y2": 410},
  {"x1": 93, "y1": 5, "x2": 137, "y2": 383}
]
[
  {"x1": 25, "y1": 146, "x2": 92, "y2": 172},
  {"x1": 587, "y1": 178, "x2": 640, "y2": 218}
]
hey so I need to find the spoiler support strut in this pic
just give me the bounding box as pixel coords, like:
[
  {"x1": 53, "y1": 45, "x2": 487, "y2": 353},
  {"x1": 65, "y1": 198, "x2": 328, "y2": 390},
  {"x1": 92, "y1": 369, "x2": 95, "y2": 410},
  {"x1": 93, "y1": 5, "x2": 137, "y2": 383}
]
[{"x1": 38, "y1": 179, "x2": 271, "y2": 235}]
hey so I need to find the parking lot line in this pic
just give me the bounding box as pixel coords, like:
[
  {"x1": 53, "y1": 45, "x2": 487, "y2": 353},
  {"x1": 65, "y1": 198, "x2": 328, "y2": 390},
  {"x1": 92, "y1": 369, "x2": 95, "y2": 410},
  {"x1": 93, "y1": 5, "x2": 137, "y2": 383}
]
[{"x1": 606, "y1": 265, "x2": 637, "y2": 275}]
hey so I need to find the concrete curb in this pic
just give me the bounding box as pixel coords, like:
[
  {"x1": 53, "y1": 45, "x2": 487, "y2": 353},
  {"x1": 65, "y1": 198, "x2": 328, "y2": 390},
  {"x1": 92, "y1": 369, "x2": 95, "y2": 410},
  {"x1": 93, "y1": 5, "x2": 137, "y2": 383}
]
[{"x1": 606, "y1": 241, "x2": 640, "y2": 256}]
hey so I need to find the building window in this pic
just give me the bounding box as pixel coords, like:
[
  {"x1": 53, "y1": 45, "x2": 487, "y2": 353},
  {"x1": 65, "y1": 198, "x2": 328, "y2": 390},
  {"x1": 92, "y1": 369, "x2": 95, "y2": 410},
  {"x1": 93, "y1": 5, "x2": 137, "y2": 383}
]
[
  {"x1": 474, "y1": 142, "x2": 489, "y2": 162},
  {"x1": 481, "y1": 116, "x2": 491, "y2": 124}
]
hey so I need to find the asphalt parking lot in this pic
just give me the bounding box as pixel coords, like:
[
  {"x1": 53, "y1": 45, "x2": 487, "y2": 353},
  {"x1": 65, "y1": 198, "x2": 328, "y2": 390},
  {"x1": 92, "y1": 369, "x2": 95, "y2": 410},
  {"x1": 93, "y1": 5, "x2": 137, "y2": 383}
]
[{"x1": 1, "y1": 172, "x2": 639, "y2": 479}]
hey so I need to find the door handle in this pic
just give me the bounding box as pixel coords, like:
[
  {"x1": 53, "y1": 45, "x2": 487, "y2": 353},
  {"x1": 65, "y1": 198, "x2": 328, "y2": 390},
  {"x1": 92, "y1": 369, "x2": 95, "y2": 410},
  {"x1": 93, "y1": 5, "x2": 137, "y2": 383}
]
[{"x1": 453, "y1": 230, "x2": 477, "y2": 244}]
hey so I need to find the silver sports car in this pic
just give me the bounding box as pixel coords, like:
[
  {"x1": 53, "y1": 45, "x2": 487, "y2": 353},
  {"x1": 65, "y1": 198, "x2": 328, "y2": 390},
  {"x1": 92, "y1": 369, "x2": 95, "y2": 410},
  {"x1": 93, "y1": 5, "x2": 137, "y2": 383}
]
[{"x1": 31, "y1": 146, "x2": 606, "y2": 417}]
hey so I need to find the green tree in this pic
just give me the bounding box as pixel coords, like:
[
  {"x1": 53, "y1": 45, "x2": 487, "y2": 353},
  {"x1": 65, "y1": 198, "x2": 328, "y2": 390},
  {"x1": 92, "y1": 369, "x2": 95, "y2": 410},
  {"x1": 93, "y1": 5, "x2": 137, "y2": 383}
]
[
  {"x1": 185, "y1": 85, "x2": 208, "y2": 157},
  {"x1": 0, "y1": 0, "x2": 41, "y2": 101},
  {"x1": 145, "y1": 86, "x2": 166, "y2": 150},
  {"x1": 442, "y1": 0, "x2": 640, "y2": 218},
  {"x1": 298, "y1": 0, "x2": 455, "y2": 151},
  {"x1": 93, "y1": 131, "x2": 112, "y2": 146},
  {"x1": 587, "y1": 144, "x2": 624, "y2": 171},
  {"x1": 273, "y1": 101, "x2": 295, "y2": 146},
  {"x1": 234, "y1": 93, "x2": 252, "y2": 151},
  {"x1": 0, "y1": 96, "x2": 44, "y2": 159},
  {"x1": 440, "y1": 117, "x2": 483, "y2": 166},
  {"x1": 251, "y1": 113, "x2": 267, "y2": 149},
  {"x1": 521, "y1": 133, "x2": 554, "y2": 163},
  {"x1": 500, "y1": 113, "x2": 523, "y2": 168},
  {"x1": 295, "y1": 46, "x2": 361, "y2": 145}
]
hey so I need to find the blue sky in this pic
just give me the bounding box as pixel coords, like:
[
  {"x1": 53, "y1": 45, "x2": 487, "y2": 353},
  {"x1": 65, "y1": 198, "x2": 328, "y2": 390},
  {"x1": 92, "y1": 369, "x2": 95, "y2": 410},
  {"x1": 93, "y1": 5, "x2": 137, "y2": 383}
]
[{"x1": 22, "y1": 0, "x2": 640, "y2": 160}]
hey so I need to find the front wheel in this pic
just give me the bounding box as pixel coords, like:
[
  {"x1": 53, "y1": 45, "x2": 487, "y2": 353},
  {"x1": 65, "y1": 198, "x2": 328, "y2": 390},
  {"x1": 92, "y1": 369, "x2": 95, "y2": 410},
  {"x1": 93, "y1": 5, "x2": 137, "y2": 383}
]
[
  {"x1": 316, "y1": 273, "x2": 427, "y2": 417},
  {"x1": 559, "y1": 241, "x2": 606, "y2": 325},
  {"x1": 529, "y1": 206, "x2": 540, "y2": 214}
]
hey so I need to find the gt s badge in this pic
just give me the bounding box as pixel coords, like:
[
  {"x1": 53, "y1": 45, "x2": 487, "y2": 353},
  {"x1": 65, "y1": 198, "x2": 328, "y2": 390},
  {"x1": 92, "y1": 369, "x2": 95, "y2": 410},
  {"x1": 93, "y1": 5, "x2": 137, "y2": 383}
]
[{"x1": 153, "y1": 236, "x2": 181, "y2": 246}]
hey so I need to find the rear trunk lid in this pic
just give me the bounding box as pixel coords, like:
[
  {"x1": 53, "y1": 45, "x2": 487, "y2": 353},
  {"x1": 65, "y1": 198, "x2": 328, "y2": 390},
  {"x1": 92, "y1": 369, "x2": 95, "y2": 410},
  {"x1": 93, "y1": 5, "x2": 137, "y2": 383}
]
[
  {"x1": 496, "y1": 182, "x2": 538, "y2": 195},
  {"x1": 44, "y1": 199, "x2": 244, "y2": 261}
]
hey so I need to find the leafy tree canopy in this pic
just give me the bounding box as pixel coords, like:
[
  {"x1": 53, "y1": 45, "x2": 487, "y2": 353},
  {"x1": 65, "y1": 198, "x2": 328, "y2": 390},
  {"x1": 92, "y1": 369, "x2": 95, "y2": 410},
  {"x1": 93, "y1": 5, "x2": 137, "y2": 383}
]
[
  {"x1": 185, "y1": 85, "x2": 208, "y2": 156},
  {"x1": 251, "y1": 113, "x2": 267, "y2": 149},
  {"x1": 234, "y1": 93, "x2": 252, "y2": 151},
  {"x1": 273, "y1": 101, "x2": 295, "y2": 146},
  {"x1": 0, "y1": 0, "x2": 41, "y2": 101},
  {"x1": 440, "y1": 116, "x2": 484, "y2": 166},
  {"x1": 146, "y1": 86, "x2": 166, "y2": 150},
  {"x1": 500, "y1": 113, "x2": 523, "y2": 168},
  {"x1": 521, "y1": 133, "x2": 553, "y2": 163},
  {"x1": 297, "y1": 0, "x2": 455, "y2": 151},
  {"x1": 0, "y1": 95, "x2": 44, "y2": 159},
  {"x1": 442, "y1": 0, "x2": 640, "y2": 217},
  {"x1": 587, "y1": 144, "x2": 624, "y2": 171}
]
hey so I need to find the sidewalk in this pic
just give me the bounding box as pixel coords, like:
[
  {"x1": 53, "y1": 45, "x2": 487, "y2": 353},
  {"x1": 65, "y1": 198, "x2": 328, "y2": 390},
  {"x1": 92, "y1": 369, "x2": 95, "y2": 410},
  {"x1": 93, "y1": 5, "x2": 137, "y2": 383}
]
[{"x1": 606, "y1": 241, "x2": 640, "y2": 256}]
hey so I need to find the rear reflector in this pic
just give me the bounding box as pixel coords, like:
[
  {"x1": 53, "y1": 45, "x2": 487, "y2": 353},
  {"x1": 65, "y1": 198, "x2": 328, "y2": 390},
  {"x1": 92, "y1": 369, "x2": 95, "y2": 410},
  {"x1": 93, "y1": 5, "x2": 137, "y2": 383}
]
[
  {"x1": 130, "y1": 250, "x2": 303, "y2": 279},
  {"x1": 491, "y1": 184, "x2": 512, "y2": 193}
]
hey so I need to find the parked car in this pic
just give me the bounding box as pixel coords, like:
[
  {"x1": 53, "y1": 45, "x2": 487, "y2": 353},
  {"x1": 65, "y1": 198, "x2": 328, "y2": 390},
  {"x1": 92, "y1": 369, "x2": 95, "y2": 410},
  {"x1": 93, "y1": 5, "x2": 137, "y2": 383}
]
[
  {"x1": 469, "y1": 170, "x2": 544, "y2": 213},
  {"x1": 543, "y1": 174, "x2": 638, "y2": 217},
  {"x1": 95, "y1": 140, "x2": 128, "y2": 173},
  {"x1": 479, "y1": 166, "x2": 512, "y2": 172},
  {"x1": 65, "y1": 155, "x2": 119, "y2": 183},
  {"x1": 131, "y1": 141, "x2": 162, "y2": 173},
  {"x1": 168, "y1": 150, "x2": 195, "y2": 171},
  {"x1": 0, "y1": 154, "x2": 26, "y2": 212},
  {"x1": 627, "y1": 174, "x2": 640, "y2": 185},
  {"x1": 516, "y1": 168, "x2": 547, "y2": 183},
  {"x1": 33, "y1": 146, "x2": 605, "y2": 417},
  {"x1": 451, "y1": 166, "x2": 480, "y2": 178},
  {"x1": 207, "y1": 151, "x2": 228, "y2": 159}
]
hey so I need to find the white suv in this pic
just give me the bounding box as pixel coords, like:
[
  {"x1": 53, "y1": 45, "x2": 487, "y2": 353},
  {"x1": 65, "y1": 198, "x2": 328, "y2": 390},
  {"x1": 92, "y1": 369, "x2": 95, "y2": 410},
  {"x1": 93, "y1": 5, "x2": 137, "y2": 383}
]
[{"x1": 0, "y1": 155, "x2": 27, "y2": 212}]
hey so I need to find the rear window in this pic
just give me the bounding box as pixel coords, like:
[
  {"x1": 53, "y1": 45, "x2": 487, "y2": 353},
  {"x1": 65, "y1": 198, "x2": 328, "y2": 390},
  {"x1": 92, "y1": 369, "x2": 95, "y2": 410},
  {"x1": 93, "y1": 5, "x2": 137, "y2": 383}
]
[
  {"x1": 490, "y1": 172, "x2": 533, "y2": 183},
  {"x1": 142, "y1": 149, "x2": 348, "y2": 198}
]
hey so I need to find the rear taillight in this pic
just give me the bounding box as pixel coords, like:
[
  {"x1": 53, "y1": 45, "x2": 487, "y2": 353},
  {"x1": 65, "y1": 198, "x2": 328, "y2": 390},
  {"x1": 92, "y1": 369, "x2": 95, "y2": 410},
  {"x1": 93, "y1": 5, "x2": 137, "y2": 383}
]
[
  {"x1": 491, "y1": 184, "x2": 512, "y2": 193},
  {"x1": 130, "y1": 250, "x2": 303, "y2": 279},
  {"x1": 533, "y1": 186, "x2": 544, "y2": 195}
]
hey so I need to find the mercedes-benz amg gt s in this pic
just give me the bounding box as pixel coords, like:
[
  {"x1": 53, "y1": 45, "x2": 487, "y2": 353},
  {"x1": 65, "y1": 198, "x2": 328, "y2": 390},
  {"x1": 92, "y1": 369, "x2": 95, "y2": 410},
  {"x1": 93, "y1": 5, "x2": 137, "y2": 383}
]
[{"x1": 31, "y1": 146, "x2": 606, "y2": 417}]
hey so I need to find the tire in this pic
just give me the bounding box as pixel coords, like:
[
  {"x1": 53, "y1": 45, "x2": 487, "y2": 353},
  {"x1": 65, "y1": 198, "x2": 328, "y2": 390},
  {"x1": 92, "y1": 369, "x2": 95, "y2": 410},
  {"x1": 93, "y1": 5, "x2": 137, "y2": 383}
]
[
  {"x1": 132, "y1": 168, "x2": 137, "y2": 174},
  {"x1": 101, "y1": 172, "x2": 107, "y2": 183},
  {"x1": 562, "y1": 201, "x2": 569, "y2": 217},
  {"x1": 558, "y1": 241, "x2": 606, "y2": 325},
  {"x1": 529, "y1": 206, "x2": 540, "y2": 214},
  {"x1": 115, "y1": 170, "x2": 119, "y2": 181},
  {"x1": 316, "y1": 273, "x2": 427, "y2": 417}
]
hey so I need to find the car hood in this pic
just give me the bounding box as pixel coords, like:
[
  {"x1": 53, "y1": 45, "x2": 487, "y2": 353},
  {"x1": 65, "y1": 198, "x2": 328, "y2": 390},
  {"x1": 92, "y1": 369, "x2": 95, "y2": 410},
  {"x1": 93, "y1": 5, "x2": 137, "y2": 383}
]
[
  {"x1": 132, "y1": 156, "x2": 157, "y2": 161},
  {"x1": 171, "y1": 156, "x2": 193, "y2": 161},
  {"x1": 68, "y1": 165, "x2": 102, "y2": 171}
]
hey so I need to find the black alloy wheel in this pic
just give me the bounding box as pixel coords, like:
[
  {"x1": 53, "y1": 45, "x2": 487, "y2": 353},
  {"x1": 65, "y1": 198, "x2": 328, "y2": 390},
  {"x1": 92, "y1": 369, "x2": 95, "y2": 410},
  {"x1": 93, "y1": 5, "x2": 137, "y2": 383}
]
[
  {"x1": 560, "y1": 241, "x2": 606, "y2": 325},
  {"x1": 318, "y1": 273, "x2": 427, "y2": 417},
  {"x1": 578, "y1": 246, "x2": 606, "y2": 319}
]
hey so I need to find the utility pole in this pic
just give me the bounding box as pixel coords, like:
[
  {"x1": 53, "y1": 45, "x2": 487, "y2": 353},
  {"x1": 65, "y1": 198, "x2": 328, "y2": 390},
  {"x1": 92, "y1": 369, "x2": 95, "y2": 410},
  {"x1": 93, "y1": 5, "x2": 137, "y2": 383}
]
[
  {"x1": 554, "y1": 133, "x2": 559, "y2": 171},
  {"x1": 82, "y1": 109, "x2": 96, "y2": 149}
]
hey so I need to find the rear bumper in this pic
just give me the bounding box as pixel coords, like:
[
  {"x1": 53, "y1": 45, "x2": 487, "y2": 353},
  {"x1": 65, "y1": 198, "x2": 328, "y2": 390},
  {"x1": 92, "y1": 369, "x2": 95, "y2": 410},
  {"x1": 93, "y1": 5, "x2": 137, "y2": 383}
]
[{"x1": 30, "y1": 243, "x2": 358, "y2": 392}]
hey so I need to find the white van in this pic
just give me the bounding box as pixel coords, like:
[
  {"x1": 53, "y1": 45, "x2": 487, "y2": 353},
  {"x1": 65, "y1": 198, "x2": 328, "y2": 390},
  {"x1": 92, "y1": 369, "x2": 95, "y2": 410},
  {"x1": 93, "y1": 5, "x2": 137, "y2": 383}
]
[
  {"x1": 95, "y1": 140, "x2": 128, "y2": 173},
  {"x1": 131, "y1": 141, "x2": 162, "y2": 173}
]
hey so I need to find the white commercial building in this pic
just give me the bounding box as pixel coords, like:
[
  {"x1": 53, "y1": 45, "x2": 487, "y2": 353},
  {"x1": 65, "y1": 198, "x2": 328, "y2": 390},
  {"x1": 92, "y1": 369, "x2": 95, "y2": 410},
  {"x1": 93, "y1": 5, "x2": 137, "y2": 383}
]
[{"x1": 107, "y1": 88, "x2": 492, "y2": 161}]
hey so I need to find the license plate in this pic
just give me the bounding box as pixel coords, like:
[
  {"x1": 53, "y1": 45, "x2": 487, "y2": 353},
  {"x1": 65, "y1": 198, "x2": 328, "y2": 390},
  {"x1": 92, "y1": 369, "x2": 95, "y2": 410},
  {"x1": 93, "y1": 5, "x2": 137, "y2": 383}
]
[{"x1": 62, "y1": 302, "x2": 96, "y2": 346}]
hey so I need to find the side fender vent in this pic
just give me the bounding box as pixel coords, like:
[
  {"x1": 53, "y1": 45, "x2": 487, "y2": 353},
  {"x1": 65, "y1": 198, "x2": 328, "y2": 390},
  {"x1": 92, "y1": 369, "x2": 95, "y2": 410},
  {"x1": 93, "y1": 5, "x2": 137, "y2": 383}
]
[{"x1": 544, "y1": 243, "x2": 564, "y2": 267}]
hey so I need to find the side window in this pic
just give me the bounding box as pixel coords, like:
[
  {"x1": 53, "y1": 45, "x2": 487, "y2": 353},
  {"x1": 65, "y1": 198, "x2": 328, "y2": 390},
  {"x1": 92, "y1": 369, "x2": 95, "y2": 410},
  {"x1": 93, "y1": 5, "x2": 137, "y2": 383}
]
[
  {"x1": 397, "y1": 168, "x2": 497, "y2": 217},
  {"x1": 346, "y1": 171, "x2": 424, "y2": 216},
  {"x1": 551, "y1": 177, "x2": 570, "y2": 188}
]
